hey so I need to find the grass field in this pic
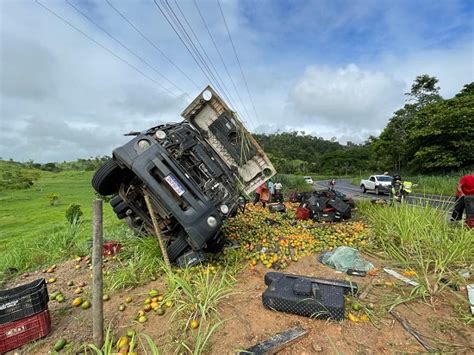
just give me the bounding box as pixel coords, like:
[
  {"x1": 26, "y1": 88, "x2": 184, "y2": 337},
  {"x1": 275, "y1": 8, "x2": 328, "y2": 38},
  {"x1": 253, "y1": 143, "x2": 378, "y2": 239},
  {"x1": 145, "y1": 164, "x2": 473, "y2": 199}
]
[{"x1": 0, "y1": 167, "x2": 121, "y2": 280}]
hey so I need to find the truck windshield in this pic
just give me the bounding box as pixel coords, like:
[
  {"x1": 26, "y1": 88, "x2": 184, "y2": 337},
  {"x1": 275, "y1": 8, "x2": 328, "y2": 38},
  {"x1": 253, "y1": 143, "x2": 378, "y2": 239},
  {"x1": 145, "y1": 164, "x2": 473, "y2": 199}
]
[{"x1": 377, "y1": 176, "x2": 393, "y2": 182}]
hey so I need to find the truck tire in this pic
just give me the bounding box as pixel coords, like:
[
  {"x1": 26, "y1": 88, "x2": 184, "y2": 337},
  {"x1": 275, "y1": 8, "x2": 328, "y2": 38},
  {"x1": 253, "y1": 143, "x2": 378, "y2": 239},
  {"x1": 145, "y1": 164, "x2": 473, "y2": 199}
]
[
  {"x1": 110, "y1": 195, "x2": 123, "y2": 208},
  {"x1": 167, "y1": 233, "x2": 189, "y2": 262},
  {"x1": 361, "y1": 185, "x2": 367, "y2": 193},
  {"x1": 113, "y1": 201, "x2": 129, "y2": 215},
  {"x1": 92, "y1": 159, "x2": 123, "y2": 196},
  {"x1": 375, "y1": 186, "x2": 380, "y2": 195}
]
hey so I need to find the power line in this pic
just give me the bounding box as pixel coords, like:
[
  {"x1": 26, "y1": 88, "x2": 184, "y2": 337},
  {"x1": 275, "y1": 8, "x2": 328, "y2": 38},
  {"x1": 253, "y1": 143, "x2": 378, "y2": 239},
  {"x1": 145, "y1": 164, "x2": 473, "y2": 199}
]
[
  {"x1": 65, "y1": 0, "x2": 190, "y2": 98},
  {"x1": 172, "y1": 0, "x2": 237, "y2": 109},
  {"x1": 35, "y1": 0, "x2": 180, "y2": 98},
  {"x1": 159, "y1": 0, "x2": 230, "y2": 105},
  {"x1": 217, "y1": 0, "x2": 261, "y2": 128},
  {"x1": 193, "y1": 0, "x2": 254, "y2": 129},
  {"x1": 105, "y1": 0, "x2": 201, "y2": 91},
  {"x1": 152, "y1": 0, "x2": 217, "y2": 95}
]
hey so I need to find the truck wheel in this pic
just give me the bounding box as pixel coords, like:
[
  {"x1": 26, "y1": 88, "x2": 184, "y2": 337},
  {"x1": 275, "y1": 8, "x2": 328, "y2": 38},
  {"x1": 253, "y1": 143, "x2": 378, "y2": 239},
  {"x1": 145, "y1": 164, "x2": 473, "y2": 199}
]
[
  {"x1": 113, "y1": 200, "x2": 128, "y2": 214},
  {"x1": 167, "y1": 233, "x2": 189, "y2": 262},
  {"x1": 375, "y1": 186, "x2": 380, "y2": 195},
  {"x1": 110, "y1": 195, "x2": 123, "y2": 208},
  {"x1": 92, "y1": 159, "x2": 123, "y2": 196},
  {"x1": 361, "y1": 185, "x2": 366, "y2": 193},
  {"x1": 204, "y1": 232, "x2": 226, "y2": 253}
]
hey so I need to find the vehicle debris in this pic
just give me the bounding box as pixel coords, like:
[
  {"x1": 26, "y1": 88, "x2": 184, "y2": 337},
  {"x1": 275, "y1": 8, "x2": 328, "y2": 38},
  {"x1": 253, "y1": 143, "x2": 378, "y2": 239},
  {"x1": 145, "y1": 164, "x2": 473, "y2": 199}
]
[
  {"x1": 467, "y1": 284, "x2": 474, "y2": 315},
  {"x1": 299, "y1": 189, "x2": 353, "y2": 222},
  {"x1": 383, "y1": 268, "x2": 419, "y2": 287},
  {"x1": 262, "y1": 272, "x2": 357, "y2": 320},
  {"x1": 92, "y1": 86, "x2": 275, "y2": 267},
  {"x1": 239, "y1": 326, "x2": 308, "y2": 355},
  {"x1": 319, "y1": 246, "x2": 374, "y2": 273}
]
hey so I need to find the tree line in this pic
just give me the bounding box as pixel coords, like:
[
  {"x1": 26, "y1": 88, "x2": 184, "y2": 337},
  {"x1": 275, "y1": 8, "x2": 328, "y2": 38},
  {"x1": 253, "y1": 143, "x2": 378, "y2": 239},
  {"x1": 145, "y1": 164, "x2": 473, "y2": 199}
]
[{"x1": 254, "y1": 75, "x2": 474, "y2": 175}]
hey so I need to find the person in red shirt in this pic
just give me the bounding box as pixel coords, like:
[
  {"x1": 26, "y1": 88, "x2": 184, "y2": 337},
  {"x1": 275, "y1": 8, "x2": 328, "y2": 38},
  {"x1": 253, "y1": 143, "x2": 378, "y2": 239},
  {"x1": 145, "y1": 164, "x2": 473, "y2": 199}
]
[
  {"x1": 451, "y1": 173, "x2": 474, "y2": 221},
  {"x1": 253, "y1": 182, "x2": 269, "y2": 208}
]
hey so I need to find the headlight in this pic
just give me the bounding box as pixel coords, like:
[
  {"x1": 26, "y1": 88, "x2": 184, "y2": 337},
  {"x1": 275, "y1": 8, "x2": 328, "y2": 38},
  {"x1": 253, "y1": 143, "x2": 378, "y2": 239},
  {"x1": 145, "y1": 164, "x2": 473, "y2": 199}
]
[
  {"x1": 206, "y1": 216, "x2": 217, "y2": 228},
  {"x1": 219, "y1": 204, "x2": 229, "y2": 214},
  {"x1": 155, "y1": 130, "x2": 166, "y2": 140},
  {"x1": 137, "y1": 139, "x2": 151, "y2": 150}
]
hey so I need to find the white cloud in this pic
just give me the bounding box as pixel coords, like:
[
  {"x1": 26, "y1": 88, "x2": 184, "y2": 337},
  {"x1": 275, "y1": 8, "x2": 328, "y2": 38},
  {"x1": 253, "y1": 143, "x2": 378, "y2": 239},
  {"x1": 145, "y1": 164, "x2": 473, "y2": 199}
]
[
  {"x1": 0, "y1": 0, "x2": 472, "y2": 161},
  {"x1": 288, "y1": 64, "x2": 405, "y2": 128}
]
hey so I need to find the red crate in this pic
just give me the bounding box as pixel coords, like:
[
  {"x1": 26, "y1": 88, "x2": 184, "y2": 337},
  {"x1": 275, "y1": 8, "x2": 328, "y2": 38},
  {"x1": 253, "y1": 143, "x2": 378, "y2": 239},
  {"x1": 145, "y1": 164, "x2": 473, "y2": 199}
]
[
  {"x1": 296, "y1": 207, "x2": 310, "y2": 220},
  {"x1": 0, "y1": 310, "x2": 51, "y2": 354},
  {"x1": 102, "y1": 241, "x2": 122, "y2": 256},
  {"x1": 466, "y1": 217, "x2": 474, "y2": 229}
]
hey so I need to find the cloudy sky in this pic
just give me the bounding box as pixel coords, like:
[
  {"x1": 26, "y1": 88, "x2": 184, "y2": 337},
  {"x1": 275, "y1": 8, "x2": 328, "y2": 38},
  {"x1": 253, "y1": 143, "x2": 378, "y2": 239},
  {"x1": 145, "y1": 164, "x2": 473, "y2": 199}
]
[{"x1": 1, "y1": 0, "x2": 473, "y2": 162}]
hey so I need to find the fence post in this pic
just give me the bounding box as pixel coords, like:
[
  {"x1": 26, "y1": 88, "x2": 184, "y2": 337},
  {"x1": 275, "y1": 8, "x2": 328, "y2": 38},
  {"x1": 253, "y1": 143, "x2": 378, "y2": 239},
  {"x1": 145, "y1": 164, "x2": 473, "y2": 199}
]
[
  {"x1": 143, "y1": 192, "x2": 172, "y2": 270},
  {"x1": 92, "y1": 199, "x2": 104, "y2": 348}
]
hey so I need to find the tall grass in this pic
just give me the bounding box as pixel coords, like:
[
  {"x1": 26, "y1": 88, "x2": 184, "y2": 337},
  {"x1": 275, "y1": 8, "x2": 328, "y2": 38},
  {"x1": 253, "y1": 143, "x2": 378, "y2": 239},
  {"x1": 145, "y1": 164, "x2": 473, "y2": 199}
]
[
  {"x1": 104, "y1": 226, "x2": 163, "y2": 290},
  {"x1": 83, "y1": 327, "x2": 161, "y2": 355},
  {"x1": 0, "y1": 220, "x2": 89, "y2": 284},
  {"x1": 360, "y1": 201, "x2": 474, "y2": 296},
  {"x1": 158, "y1": 251, "x2": 242, "y2": 354},
  {"x1": 408, "y1": 175, "x2": 459, "y2": 196},
  {"x1": 273, "y1": 174, "x2": 312, "y2": 194}
]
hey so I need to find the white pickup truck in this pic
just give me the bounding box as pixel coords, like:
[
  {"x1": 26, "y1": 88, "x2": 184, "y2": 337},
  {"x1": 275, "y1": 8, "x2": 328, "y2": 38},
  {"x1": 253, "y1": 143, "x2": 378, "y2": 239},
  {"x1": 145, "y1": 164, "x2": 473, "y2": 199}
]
[{"x1": 360, "y1": 175, "x2": 393, "y2": 195}]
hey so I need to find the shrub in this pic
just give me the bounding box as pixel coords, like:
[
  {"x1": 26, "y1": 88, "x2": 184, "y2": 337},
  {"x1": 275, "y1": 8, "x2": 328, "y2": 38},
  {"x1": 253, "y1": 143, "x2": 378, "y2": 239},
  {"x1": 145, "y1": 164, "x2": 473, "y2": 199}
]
[
  {"x1": 65, "y1": 203, "x2": 83, "y2": 224},
  {"x1": 47, "y1": 193, "x2": 61, "y2": 206}
]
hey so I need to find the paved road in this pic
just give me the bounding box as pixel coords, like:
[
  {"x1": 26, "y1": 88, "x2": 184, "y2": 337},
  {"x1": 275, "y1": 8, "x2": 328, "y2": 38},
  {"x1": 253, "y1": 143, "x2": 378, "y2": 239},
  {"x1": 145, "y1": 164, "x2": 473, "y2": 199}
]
[{"x1": 313, "y1": 179, "x2": 455, "y2": 209}]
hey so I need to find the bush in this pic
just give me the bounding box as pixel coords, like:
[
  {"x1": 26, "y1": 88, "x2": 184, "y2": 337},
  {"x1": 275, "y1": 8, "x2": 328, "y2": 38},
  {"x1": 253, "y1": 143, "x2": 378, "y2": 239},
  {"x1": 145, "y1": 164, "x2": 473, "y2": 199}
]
[
  {"x1": 65, "y1": 203, "x2": 83, "y2": 224},
  {"x1": 47, "y1": 193, "x2": 61, "y2": 206}
]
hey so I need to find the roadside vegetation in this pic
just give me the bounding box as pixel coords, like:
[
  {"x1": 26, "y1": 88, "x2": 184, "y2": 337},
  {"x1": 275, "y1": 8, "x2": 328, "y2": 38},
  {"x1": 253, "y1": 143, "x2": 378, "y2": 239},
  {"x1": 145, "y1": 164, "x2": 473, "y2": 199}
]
[
  {"x1": 350, "y1": 174, "x2": 461, "y2": 196},
  {"x1": 360, "y1": 201, "x2": 473, "y2": 298}
]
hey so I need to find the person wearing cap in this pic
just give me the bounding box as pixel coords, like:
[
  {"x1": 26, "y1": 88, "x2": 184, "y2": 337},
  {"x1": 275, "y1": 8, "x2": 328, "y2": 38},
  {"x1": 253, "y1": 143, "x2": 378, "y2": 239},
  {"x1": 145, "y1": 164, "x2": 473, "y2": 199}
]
[{"x1": 451, "y1": 173, "x2": 474, "y2": 221}]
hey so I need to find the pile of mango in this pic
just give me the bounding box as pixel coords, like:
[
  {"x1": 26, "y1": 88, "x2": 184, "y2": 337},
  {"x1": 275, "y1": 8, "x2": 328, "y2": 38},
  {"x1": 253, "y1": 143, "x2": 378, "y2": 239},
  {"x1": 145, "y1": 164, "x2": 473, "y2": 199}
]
[{"x1": 223, "y1": 203, "x2": 371, "y2": 269}]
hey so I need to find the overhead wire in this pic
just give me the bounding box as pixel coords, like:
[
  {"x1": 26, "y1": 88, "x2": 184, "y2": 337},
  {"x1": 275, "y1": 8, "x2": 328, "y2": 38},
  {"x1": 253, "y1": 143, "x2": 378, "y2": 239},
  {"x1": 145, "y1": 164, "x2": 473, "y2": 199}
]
[
  {"x1": 172, "y1": 0, "x2": 237, "y2": 110},
  {"x1": 65, "y1": 0, "x2": 190, "y2": 99},
  {"x1": 35, "y1": 0, "x2": 180, "y2": 98},
  {"x1": 152, "y1": 0, "x2": 218, "y2": 97},
  {"x1": 217, "y1": 0, "x2": 261, "y2": 129},
  {"x1": 105, "y1": 0, "x2": 201, "y2": 91},
  {"x1": 159, "y1": 0, "x2": 231, "y2": 105},
  {"x1": 193, "y1": 0, "x2": 254, "y2": 129}
]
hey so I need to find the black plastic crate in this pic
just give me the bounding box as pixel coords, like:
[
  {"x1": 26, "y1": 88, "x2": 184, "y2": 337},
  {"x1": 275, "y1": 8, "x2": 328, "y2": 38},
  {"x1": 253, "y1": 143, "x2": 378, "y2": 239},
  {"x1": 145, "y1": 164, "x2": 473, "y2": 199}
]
[
  {"x1": 465, "y1": 196, "x2": 474, "y2": 218},
  {"x1": 327, "y1": 198, "x2": 351, "y2": 215},
  {"x1": 314, "y1": 211, "x2": 336, "y2": 222},
  {"x1": 0, "y1": 279, "x2": 49, "y2": 325},
  {"x1": 268, "y1": 203, "x2": 286, "y2": 213},
  {"x1": 262, "y1": 272, "x2": 356, "y2": 321}
]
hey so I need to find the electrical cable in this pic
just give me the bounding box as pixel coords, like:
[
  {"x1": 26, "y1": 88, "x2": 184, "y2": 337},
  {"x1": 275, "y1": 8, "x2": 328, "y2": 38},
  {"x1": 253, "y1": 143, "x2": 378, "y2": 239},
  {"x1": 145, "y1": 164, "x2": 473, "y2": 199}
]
[
  {"x1": 66, "y1": 0, "x2": 190, "y2": 98},
  {"x1": 105, "y1": 0, "x2": 201, "y2": 91},
  {"x1": 35, "y1": 0, "x2": 181, "y2": 98}
]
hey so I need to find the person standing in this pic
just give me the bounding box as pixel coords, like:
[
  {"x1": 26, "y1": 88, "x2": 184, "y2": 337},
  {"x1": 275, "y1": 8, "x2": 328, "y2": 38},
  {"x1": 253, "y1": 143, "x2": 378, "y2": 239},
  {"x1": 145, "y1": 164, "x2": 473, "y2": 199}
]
[
  {"x1": 267, "y1": 179, "x2": 275, "y2": 202},
  {"x1": 254, "y1": 182, "x2": 269, "y2": 208},
  {"x1": 451, "y1": 173, "x2": 474, "y2": 221},
  {"x1": 274, "y1": 181, "x2": 283, "y2": 202}
]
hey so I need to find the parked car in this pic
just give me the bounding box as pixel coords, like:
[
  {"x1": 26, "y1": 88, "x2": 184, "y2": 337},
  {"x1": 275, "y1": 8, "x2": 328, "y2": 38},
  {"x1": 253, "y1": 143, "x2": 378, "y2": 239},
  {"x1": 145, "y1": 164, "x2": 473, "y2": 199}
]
[
  {"x1": 360, "y1": 175, "x2": 393, "y2": 195},
  {"x1": 92, "y1": 86, "x2": 275, "y2": 267},
  {"x1": 303, "y1": 176, "x2": 314, "y2": 185}
]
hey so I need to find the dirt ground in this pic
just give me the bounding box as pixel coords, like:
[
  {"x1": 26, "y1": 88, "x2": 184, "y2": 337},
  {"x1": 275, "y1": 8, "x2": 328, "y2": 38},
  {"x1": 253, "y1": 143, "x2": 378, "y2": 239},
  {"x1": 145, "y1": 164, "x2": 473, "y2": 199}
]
[{"x1": 5, "y1": 252, "x2": 474, "y2": 354}]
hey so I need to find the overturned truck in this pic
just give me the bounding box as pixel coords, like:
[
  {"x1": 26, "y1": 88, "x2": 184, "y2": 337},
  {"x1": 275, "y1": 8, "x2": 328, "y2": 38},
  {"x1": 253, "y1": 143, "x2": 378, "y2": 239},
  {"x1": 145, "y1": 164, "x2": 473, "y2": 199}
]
[{"x1": 92, "y1": 86, "x2": 275, "y2": 266}]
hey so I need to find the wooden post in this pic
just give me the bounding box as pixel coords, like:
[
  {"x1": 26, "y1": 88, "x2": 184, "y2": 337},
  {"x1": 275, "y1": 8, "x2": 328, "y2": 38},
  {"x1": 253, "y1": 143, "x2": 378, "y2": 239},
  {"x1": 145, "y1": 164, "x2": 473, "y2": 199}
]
[
  {"x1": 143, "y1": 192, "x2": 172, "y2": 270},
  {"x1": 92, "y1": 199, "x2": 104, "y2": 348}
]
